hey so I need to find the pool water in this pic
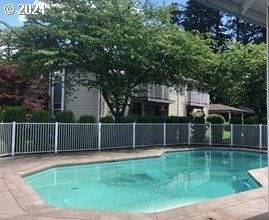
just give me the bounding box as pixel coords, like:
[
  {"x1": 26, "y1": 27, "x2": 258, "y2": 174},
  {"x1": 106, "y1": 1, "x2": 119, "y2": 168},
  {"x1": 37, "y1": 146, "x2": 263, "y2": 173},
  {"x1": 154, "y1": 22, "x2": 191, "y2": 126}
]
[{"x1": 24, "y1": 150, "x2": 267, "y2": 212}]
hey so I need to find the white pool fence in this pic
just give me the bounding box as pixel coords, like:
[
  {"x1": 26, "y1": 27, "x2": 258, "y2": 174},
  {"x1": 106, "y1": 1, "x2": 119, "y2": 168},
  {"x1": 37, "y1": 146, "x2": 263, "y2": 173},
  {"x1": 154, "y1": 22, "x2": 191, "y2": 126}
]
[{"x1": 0, "y1": 123, "x2": 267, "y2": 156}]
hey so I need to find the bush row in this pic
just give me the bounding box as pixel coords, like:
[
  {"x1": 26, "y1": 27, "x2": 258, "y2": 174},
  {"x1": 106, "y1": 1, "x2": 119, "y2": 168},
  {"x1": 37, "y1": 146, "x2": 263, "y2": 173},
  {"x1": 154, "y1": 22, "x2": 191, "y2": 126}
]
[{"x1": 1, "y1": 106, "x2": 267, "y2": 124}]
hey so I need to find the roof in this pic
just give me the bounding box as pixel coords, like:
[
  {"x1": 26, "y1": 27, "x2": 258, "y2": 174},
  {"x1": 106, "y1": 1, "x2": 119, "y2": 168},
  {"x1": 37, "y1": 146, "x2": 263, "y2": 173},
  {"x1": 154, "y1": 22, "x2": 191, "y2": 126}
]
[
  {"x1": 209, "y1": 104, "x2": 254, "y2": 114},
  {"x1": 195, "y1": 0, "x2": 266, "y2": 27}
]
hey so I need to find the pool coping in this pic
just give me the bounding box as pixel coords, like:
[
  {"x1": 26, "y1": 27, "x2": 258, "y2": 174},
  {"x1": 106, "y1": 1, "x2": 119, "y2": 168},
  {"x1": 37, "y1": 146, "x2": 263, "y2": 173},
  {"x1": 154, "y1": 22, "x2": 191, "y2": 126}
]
[{"x1": 0, "y1": 146, "x2": 268, "y2": 220}]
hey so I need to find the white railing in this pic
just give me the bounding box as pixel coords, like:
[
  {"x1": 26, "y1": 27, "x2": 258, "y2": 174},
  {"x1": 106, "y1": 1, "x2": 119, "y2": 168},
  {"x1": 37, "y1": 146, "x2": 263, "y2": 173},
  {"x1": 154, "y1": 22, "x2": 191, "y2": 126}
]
[
  {"x1": 186, "y1": 91, "x2": 210, "y2": 105},
  {"x1": 0, "y1": 122, "x2": 267, "y2": 156}
]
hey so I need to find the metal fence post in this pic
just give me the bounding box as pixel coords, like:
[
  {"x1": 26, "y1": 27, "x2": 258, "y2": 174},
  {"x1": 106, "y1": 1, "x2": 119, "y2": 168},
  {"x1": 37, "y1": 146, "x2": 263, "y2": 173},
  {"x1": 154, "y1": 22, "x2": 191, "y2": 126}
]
[
  {"x1": 133, "y1": 122, "x2": 136, "y2": 149},
  {"x1": 98, "y1": 122, "x2": 101, "y2": 151},
  {"x1": 11, "y1": 121, "x2": 16, "y2": 156},
  {"x1": 163, "y1": 123, "x2": 166, "y2": 147},
  {"x1": 54, "y1": 122, "x2": 58, "y2": 154},
  {"x1": 259, "y1": 124, "x2": 262, "y2": 149},
  {"x1": 188, "y1": 123, "x2": 191, "y2": 145},
  {"x1": 230, "y1": 124, "x2": 233, "y2": 147},
  {"x1": 209, "y1": 123, "x2": 212, "y2": 146}
]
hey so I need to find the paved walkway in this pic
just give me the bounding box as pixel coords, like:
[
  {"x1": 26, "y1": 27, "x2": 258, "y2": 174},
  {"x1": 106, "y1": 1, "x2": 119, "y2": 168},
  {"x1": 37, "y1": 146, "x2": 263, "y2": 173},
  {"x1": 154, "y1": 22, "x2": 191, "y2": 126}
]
[{"x1": 0, "y1": 147, "x2": 268, "y2": 220}]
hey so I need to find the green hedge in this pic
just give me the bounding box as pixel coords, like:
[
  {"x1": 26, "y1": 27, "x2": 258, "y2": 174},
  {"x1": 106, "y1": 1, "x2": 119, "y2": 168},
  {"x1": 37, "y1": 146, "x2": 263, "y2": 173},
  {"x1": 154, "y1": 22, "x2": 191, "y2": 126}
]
[
  {"x1": 55, "y1": 111, "x2": 75, "y2": 123},
  {"x1": 229, "y1": 117, "x2": 242, "y2": 124},
  {"x1": 152, "y1": 116, "x2": 167, "y2": 123},
  {"x1": 32, "y1": 109, "x2": 50, "y2": 123},
  {"x1": 136, "y1": 116, "x2": 152, "y2": 123},
  {"x1": 0, "y1": 108, "x2": 3, "y2": 122},
  {"x1": 3, "y1": 106, "x2": 26, "y2": 122},
  {"x1": 193, "y1": 116, "x2": 206, "y2": 124},
  {"x1": 206, "y1": 114, "x2": 225, "y2": 124},
  {"x1": 78, "y1": 115, "x2": 96, "y2": 123},
  {"x1": 207, "y1": 114, "x2": 225, "y2": 143},
  {"x1": 100, "y1": 116, "x2": 115, "y2": 123},
  {"x1": 244, "y1": 115, "x2": 260, "y2": 124},
  {"x1": 166, "y1": 116, "x2": 191, "y2": 123},
  {"x1": 117, "y1": 116, "x2": 135, "y2": 123},
  {"x1": 261, "y1": 117, "x2": 267, "y2": 125}
]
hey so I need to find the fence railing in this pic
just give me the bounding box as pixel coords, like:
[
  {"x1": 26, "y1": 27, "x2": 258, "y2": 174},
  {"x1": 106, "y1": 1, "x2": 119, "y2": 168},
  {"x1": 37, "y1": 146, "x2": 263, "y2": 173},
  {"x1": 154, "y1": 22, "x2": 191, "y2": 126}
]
[{"x1": 0, "y1": 122, "x2": 267, "y2": 156}]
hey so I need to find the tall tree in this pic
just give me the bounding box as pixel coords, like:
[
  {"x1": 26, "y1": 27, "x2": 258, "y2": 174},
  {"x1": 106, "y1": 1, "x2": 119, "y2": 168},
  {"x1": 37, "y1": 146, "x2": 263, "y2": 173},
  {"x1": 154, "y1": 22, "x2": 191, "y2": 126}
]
[
  {"x1": 0, "y1": 0, "x2": 214, "y2": 121},
  {"x1": 176, "y1": 0, "x2": 229, "y2": 50},
  {"x1": 227, "y1": 17, "x2": 266, "y2": 44}
]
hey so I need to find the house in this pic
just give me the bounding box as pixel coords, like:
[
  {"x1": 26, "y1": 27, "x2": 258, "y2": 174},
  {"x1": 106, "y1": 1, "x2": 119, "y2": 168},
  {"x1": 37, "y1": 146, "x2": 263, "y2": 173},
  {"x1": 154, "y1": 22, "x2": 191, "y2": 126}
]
[{"x1": 49, "y1": 71, "x2": 210, "y2": 120}]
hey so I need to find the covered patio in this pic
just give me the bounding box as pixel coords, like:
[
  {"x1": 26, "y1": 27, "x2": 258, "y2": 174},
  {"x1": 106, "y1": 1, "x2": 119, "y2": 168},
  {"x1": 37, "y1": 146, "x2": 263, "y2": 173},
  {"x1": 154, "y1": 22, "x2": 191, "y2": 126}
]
[{"x1": 209, "y1": 104, "x2": 254, "y2": 122}]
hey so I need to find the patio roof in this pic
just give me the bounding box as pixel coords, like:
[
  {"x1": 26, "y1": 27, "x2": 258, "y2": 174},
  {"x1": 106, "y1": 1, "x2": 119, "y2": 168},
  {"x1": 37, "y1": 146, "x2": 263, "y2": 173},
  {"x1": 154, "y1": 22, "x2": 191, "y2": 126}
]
[
  {"x1": 209, "y1": 104, "x2": 253, "y2": 114},
  {"x1": 195, "y1": 0, "x2": 266, "y2": 27}
]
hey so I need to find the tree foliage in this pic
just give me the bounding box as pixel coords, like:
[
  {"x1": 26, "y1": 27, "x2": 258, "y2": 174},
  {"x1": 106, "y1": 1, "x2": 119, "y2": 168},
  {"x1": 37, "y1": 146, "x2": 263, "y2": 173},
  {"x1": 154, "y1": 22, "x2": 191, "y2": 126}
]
[
  {"x1": 208, "y1": 43, "x2": 266, "y2": 115},
  {"x1": 0, "y1": 0, "x2": 214, "y2": 120}
]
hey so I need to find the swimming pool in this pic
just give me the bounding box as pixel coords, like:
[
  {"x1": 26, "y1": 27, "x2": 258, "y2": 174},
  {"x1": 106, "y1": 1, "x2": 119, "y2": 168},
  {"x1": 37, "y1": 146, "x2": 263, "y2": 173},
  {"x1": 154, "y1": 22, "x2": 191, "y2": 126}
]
[{"x1": 24, "y1": 150, "x2": 267, "y2": 213}]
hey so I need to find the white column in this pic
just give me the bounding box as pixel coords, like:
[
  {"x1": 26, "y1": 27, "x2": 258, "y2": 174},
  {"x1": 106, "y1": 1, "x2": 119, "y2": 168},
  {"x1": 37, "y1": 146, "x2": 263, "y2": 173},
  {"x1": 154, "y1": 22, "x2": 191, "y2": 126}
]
[
  {"x1": 54, "y1": 122, "x2": 58, "y2": 154},
  {"x1": 230, "y1": 124, "x2": 233, "y2": 147},
  {"x1": 98, "y1": 122, "x2": 101, "y2": 151},
  {"x1": 188, "y1": 123, "x2": 191, "y2": 145},
  {"x1": 133, "y1": 122, "x2": 136, "y2": 149},
  {"x1": 266, "y1": 0, "x2": 269, "y2": 205},
  {"x1": 163, "y1": 123, "x2": 166, "y2": 147},
  {"x1": 259, "y1": 124, "x2": 263, "y2": 149},
  {"x1": 11, "y1": 122, "x2": 16, "y2": 156},
  {"x1": 209, "y1": 123, "x2": 212, "y2": 146}
]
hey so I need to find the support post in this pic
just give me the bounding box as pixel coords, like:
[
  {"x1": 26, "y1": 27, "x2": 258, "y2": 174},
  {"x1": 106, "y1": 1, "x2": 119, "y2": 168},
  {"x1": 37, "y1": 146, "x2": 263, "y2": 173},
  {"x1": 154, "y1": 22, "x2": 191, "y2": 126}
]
[
  {"x1": 133, "y1": 122, "x2": 136, "y2": 149},
  {"x1": 188, "y1": 123, "x2": 191, "y2": 145},
  {"x1": 163, "y1": 123, "x2": 166, "y2": 147},
  {"x1": 259, "y1": 124, "x2": 263, "y2": 149},
  {"x1": 54, "y1": 122, "x2": 58, "y2": 154},
  {"x1": 11, "y1": 122, "x2": 16, "y2": 156},
  {"x1": 209, "y1": 123, "x2": 212, "y2": 146},
  {"x1": 230, "y1": 124, "x2": 233, "y2": 147},
  {"x1": 98, "y1": 122, "x2": 101, "y2": 151},
  {"x1": 267, "y1": 1, "x2": 269, "y2": 206}
]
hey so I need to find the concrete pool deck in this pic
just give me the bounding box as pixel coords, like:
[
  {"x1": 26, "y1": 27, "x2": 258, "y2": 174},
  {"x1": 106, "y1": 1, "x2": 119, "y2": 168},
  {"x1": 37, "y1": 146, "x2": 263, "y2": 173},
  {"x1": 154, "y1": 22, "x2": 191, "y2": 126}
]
[{"x1": 0, "y1": 147, "x2": 268, "y2": 220}]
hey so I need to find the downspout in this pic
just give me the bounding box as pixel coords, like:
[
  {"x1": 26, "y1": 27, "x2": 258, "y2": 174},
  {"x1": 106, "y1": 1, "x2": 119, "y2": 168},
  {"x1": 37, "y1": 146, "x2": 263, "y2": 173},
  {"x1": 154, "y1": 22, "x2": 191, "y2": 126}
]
[{"x1": 61, "y1": 68, "x2": 65, "y2": 111}]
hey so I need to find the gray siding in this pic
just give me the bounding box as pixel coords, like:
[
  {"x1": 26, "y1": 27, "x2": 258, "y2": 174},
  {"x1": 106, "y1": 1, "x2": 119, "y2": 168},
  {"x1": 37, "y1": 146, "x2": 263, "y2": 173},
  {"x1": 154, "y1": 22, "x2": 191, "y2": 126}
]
[{"x1": 66, "y1": 86, "x2": 99, "y2": 120}]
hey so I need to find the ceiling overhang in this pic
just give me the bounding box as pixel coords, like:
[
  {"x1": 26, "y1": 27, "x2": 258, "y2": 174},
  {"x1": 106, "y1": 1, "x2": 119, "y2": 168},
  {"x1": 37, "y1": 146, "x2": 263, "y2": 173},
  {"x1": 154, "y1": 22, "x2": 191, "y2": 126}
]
[{"x1": 195, "y1": 0, "x2": 266, "y2": 28}]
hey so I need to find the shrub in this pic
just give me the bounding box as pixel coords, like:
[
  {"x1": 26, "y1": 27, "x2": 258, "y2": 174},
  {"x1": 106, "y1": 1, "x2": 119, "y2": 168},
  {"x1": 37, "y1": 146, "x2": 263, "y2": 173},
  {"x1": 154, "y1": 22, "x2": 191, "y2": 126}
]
[
  {"x1": 193, "y1": 116, "x2": 206, "y2": 143},
  {"x1": 193, "y1": 116, "x2": 206, "y2": 124},
  {"x1": 0, "y1": 108, "x2": 3, "y2": 122},
  {"x1": 117, "y1": 116, "x2": 135, "y2": 123},
  {"x1": 261, "y1": 117, "x2": 267, "y2": 125},
  {"x1": 206, "y1": 114, "x2": 225, "y2": 124},
  {"x1": 244, "y1": 115, "x2": 260, "y2": 124},
  {"x1": 152, "y1": 116, "x2": 167, "y2": 123},
  {"x1": 207, "y1": 114, "x2": 225, "y2": 143},
  {"x1": 55, "y1": 111, "x2": 75, "y2": 123},
  {"x1": 229, "y1": 117, "x2": 242, "y2": 124},
  {"x1": 3, "y1": 106, "x2": 26, "y2": 122},
  {"x1": 32, "y1": 109, "x2": 50, "y2": 123},
  {"x1": 136, "y1": 116, "x2": 152, "y2": 123},
  {"x1": 100, "y1": 116, "x2": 115, "y2": 123},
  {"x1": 166, "y1": 116, "x2": 191, "y2": 123},
  {"x1": 78, "y1": 115, "x2": 96, "y2": 123}
]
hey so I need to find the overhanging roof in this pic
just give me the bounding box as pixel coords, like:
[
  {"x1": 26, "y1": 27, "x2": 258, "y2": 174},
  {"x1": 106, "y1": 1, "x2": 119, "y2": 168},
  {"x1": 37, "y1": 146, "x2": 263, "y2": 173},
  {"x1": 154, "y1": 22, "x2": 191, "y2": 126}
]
[
  {"x1": 195, "y1": 0, "x2": 266, "y2": 27},
  {"x1": 209, "y1": 104, "x2": 253, "y2": 114}
]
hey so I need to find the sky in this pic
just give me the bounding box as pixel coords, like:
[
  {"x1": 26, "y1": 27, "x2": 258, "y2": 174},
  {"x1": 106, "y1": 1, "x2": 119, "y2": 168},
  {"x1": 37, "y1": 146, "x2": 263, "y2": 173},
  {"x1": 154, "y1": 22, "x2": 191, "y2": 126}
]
[{"x1": 0, "y1": 0, "x2": 187, "y2": 26}]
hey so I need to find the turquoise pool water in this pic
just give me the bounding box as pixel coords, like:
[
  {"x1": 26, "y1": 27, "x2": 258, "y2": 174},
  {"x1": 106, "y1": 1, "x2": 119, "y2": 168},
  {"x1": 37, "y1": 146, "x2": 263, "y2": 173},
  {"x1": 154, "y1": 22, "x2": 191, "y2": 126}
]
[{"x1": 24, "y1": 150, "x2": 267, "y2": 212}]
